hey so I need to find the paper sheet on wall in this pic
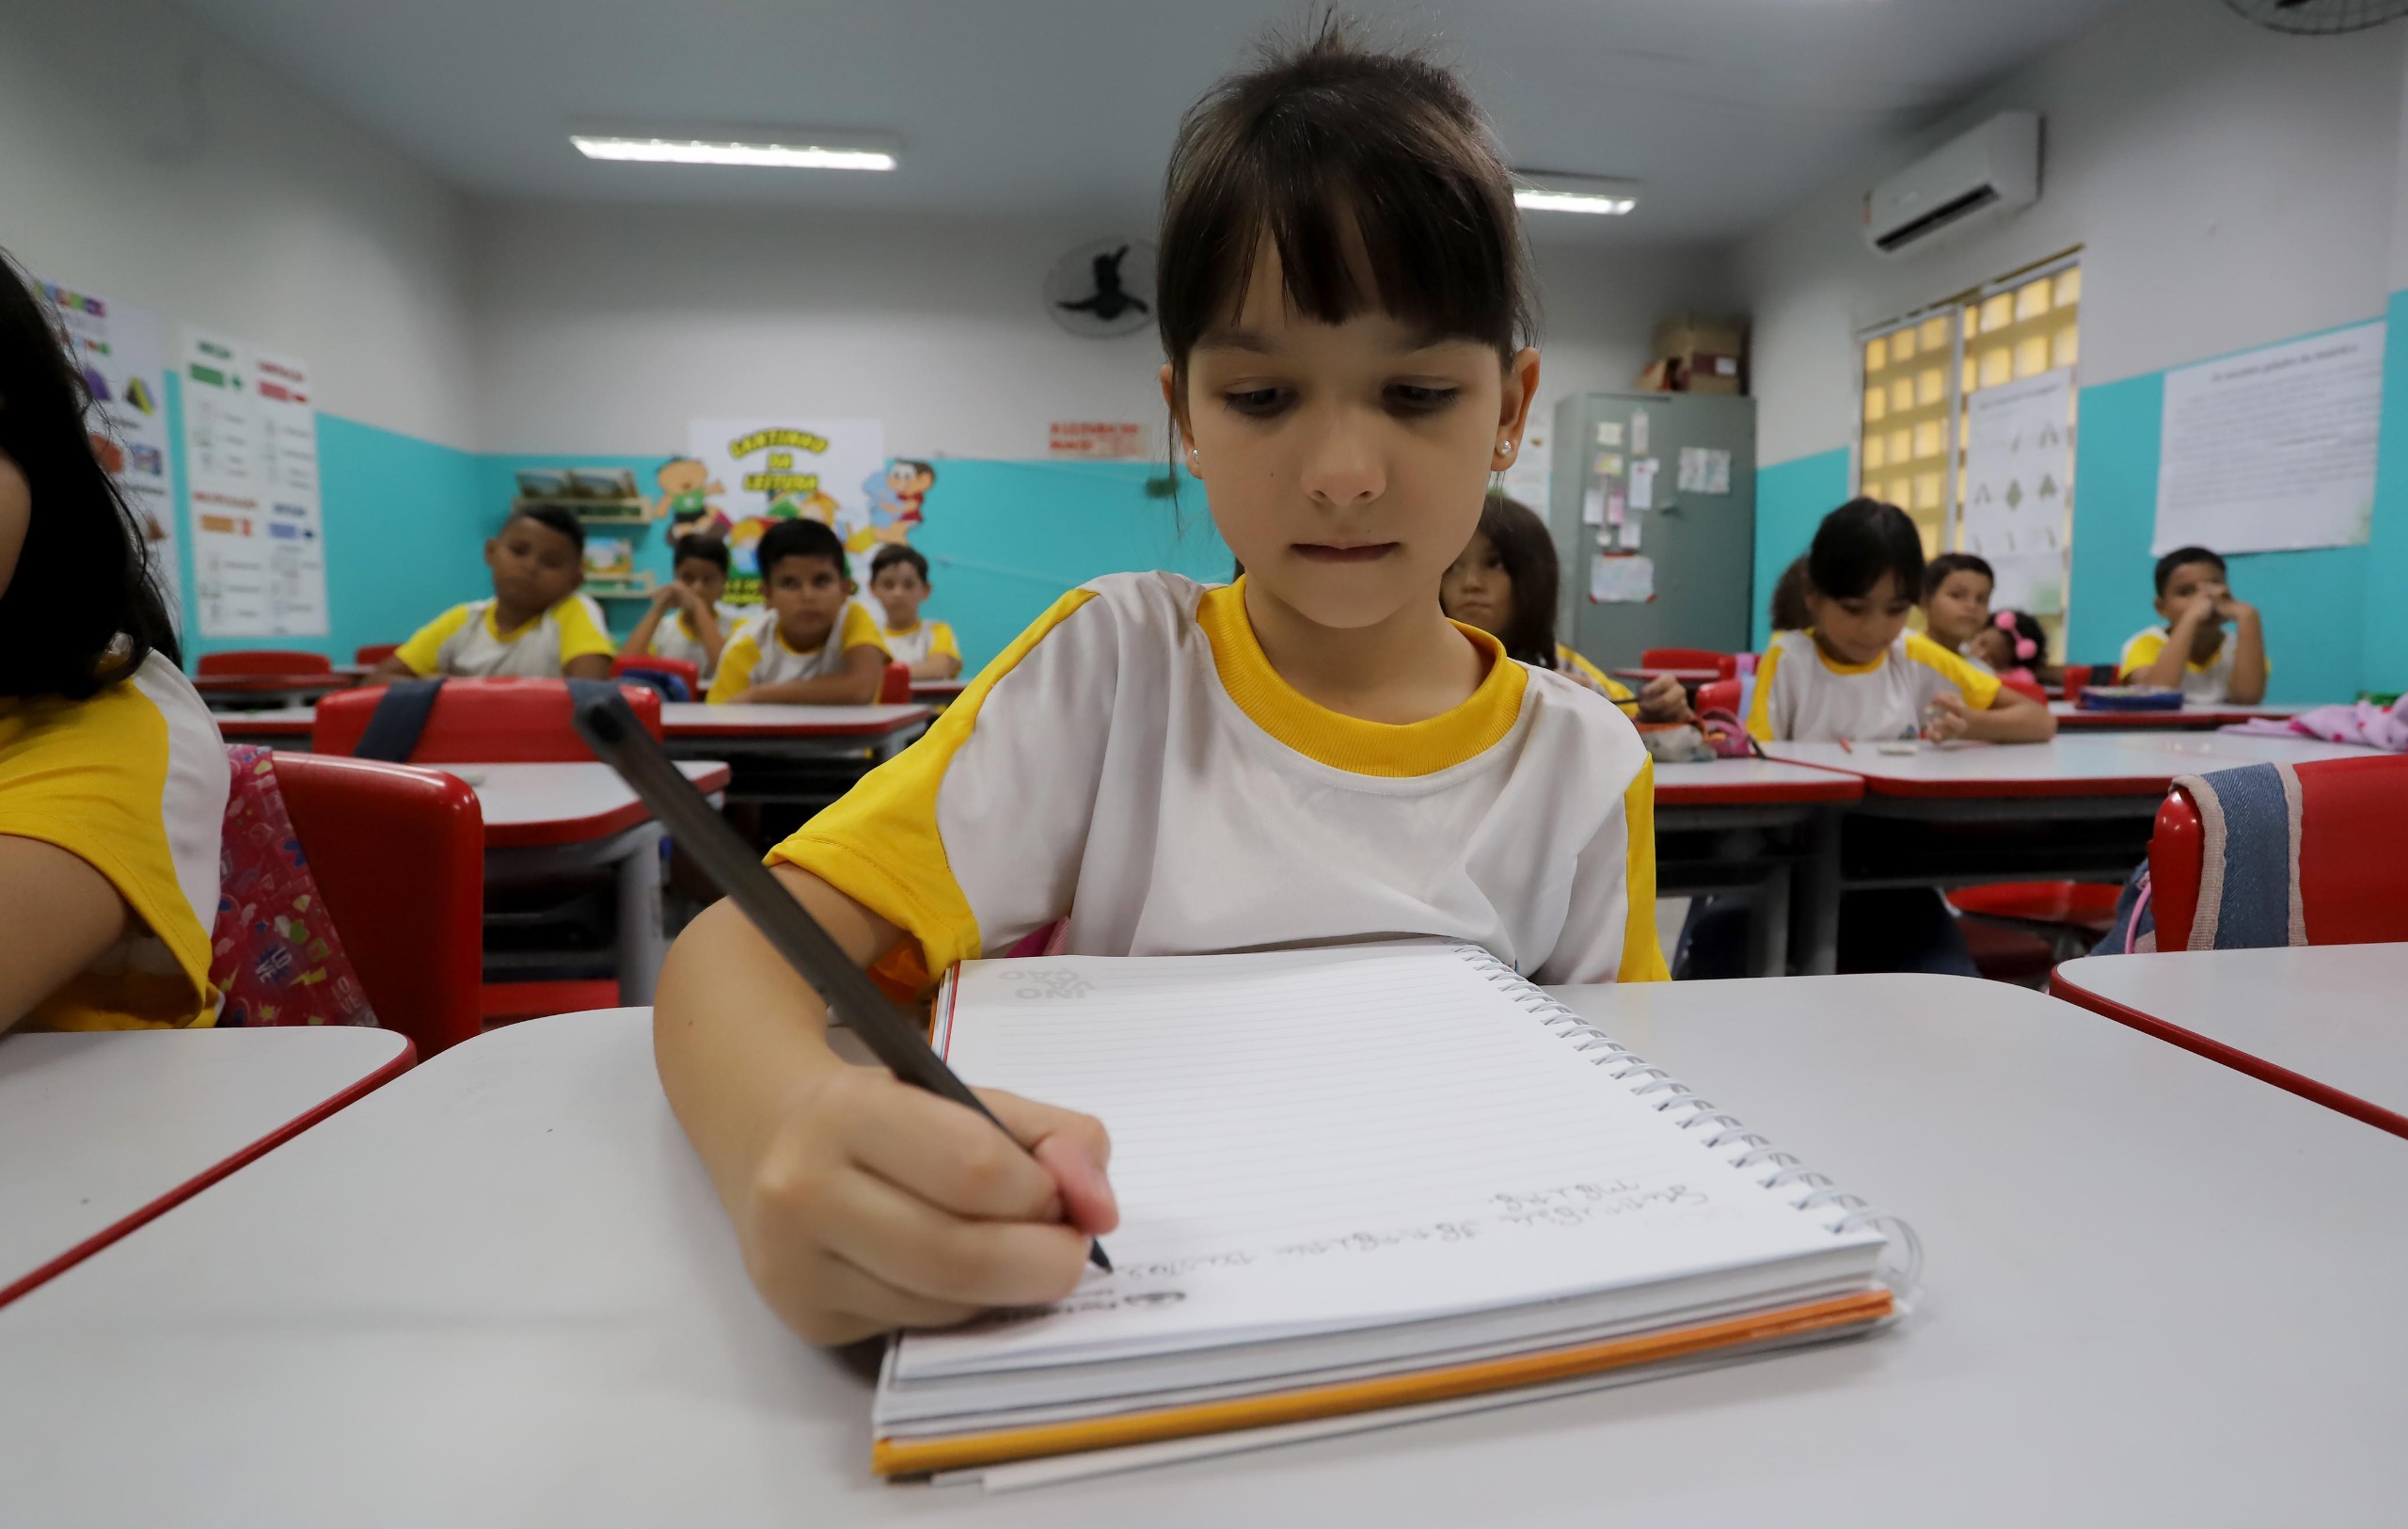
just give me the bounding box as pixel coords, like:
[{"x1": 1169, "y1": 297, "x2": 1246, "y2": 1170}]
[
  {"x1": 1594, "y1": 453, "x2": 1623, "y2": 478},
  {"x1": 689, "y1": 418, "x2": 889, "y2": 603},
  {"x1": 182, "y1": 331, "x2": 328, "y2": 636},
  {"x1": 1962, "y1": 367, "x2": 2073, "y2": 614},
  {"x1": 1627, "y1": 458, "x2": 1657, "y2": 511},
  {"x1": 1629, "y1": 410, "x2": 1649, "y2": 455},
  {"x1": 2153, "y1": 320, "x2": 2384, "y2": 556},
  {"x1": 1607, "y1": 490, "x2": 1625, "y2": 526},
  {"x1": 1616, "y1": 518, "x2": 1641, "y2": 550},
  {"x1": 1675, "y1": 446, "x2": 1730, "y2": 495},
  {"x1": 1589, "y1": 553, "x2": 1654, "y2": 603},
  {"x1": 1594, "y1": 422, "x2": 1623, "y2": 447},
  {"x1": 44, "y1": 280, "x2": 179, "y2": 628},
  {"x1": 1580, "y1": 486, "x2": 1606, "y2": 526}
]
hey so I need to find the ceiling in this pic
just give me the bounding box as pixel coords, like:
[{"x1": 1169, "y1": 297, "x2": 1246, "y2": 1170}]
[{"x1": 169, "y1": 0, "x2": 2134, "y2": 245}]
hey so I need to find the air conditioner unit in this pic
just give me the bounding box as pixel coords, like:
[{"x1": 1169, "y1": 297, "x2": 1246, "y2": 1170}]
[{"x1": 1862, "y1": 112, "x2": 2039, "y2": 258}]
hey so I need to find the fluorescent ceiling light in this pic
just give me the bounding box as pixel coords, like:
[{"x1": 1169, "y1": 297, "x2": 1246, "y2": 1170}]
[
  {"x1": 571, "y1": 133, "x2": 896, "y2": 171},
  {"x1": 1513, "y1": 173, "x2": 1640, "y2": 215}
]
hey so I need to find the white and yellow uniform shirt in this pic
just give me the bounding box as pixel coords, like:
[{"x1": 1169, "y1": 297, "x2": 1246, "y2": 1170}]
[
  {"x1": 1555, "y1": 644, "x2": 1640, "y2": 717},
  {"x1": 646, "y1": 601, "x2": 752, "y2": 679},
  {"x1": 0, "y1": 652, "x2": 227, "y2": 1030},
  {"x1": 773, "y1": 573, "x2": 1667, "y2": 990},
  {"x1": 1748, "y1": 628, "x2": 2001, "y2": 741},
  {"x1": 706, "y1": 604, "x2": 888, "y2": 704},
  {"x1": 2118, "y1": 625, "x2": 2255, "y2": 702},
  {"x1": 881, "y1": 618, "x2": 960, "y2": 670},
  {"x1": 394, "y1": 595, "x2": 616, "y2": 678}
]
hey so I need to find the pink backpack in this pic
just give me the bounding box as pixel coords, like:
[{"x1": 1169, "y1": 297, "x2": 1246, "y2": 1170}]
[{"x1": 208, "y1": 746, "x2": 377, "y2": 1028}]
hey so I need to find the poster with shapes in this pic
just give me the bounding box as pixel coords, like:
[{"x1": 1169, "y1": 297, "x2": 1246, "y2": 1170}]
[
  {"x1": 182, "y1": 330, "x2": 328, "y2": 636},
  {"x1": 689, "y1": 419, "x2": 891, "y2": 604},
  {"x1": 1963, "y1": 367, "x2": 2073, "y2": 613},
  {"x1": 2153, "y1": 321, "x2": 2384, "y2": 556},
  {"x1": 43, "y1": 281, "x2": 180, "y2": 625},
  {"x1": 1675, "y1": 446, "x2": 1731, "y2": 495}
]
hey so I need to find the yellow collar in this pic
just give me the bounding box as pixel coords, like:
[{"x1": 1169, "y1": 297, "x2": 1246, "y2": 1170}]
[
  {"x1": 883, "y1": 619, "x2": 922, "y2": 637},
  {"x1": 1806, "y1": 630, "x2": 1886, "y2": 676},
  {"x1": 484, "y1": 601, "x2": 552, "y2": 643},
  {"x1": 1195, "y1": 579, "x2": 1526, "y2": 777}
]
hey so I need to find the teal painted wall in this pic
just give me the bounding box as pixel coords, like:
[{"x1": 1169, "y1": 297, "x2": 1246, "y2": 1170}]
[
  {"x1": 2364, "y1": 288, "x2": 2408, "y2": 700},
  {"x1": 1749, "y1": 448, "x2": 1851, "y2": 648}
]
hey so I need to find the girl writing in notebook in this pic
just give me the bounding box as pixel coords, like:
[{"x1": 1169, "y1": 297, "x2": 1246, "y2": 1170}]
[
  {"x1": 654, "y1": 23, "x2": 1667, "y2": 1345},
  {"x1": 1440, "y1": 493, "x2": 1690, "y2": 724}
]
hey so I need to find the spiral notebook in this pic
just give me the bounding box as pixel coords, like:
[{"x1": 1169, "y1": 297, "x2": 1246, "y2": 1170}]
[{"x1": 872, "y1": 942, "x2": 1902, "y2": 1479}]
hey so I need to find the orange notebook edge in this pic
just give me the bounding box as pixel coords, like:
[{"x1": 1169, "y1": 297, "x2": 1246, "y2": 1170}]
[{"x1": 872, "y1": 1285, "x2": 1893, "y2": 1477}]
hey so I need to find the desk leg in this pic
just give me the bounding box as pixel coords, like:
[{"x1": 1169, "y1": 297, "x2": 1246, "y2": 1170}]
[
  {"x1": 616, "y1": 823, "x2": 667, "y2": 1006},
  {"x1": 1745, "y1": 866, "x2": 1791, "y2": 978},
  {"x1": 1792, "y1": 807, "x2": 1841, "y2": 976}
]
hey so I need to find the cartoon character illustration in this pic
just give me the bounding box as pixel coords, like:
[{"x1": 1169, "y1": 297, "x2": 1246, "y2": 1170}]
[
  {"x1": 1055, "y1": 247, "x2": 1149, "y2": 324},
  {"x1": 861, "y1": 458, "x2": 937, "y2": 549},
  {"x1": 653, "y1": 456, "x2": 727, "y2": 544},
  {"x1": 767, "y1": 488, "x2": 843, "y2": 526}
]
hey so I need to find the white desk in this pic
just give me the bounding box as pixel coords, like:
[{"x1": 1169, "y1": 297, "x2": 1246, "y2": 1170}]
[
  {"x1": 2, "y1": 982, "x2": 2397, "y2": 1524},
  {"x1": 2050, "y1": 699, "x2": 2310, "y2": 731},
  {"x1": 658, "y1": 702, "x2": 931, "y2": 811},
  {"x1": 0, "y1": 1026, "x2": 411, "y2": 1307},
  {"x1": 446, "y1": 761, "x2": 728, "y2": 1005},
  {"x1": 1765, "y1": 733, "x2": 2375, "y2": 800},
  {"x1": 2053, "y1": 945, "x2": 2408, "y2": 1138}
]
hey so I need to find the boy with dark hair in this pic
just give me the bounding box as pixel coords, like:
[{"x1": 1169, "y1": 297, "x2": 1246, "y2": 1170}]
[
  {"x1": 705, "y1": 519, "x2": 888, "y2": 705},
  {"x1": 867, "y1": 543, "x2": 961, "y2": 680},
  {"x1": 1919, "y1": 551, "x2": 1995, "y2": 660},
  {"x1": 372, "y1": 504, "x2": 614, "y2": 680},
  {"x1": 623, "y1": 534, "x2": 748, "y2": 680},
  {"x1": 2118, "y1": 546, "x2": 2267, "y2": 704}
]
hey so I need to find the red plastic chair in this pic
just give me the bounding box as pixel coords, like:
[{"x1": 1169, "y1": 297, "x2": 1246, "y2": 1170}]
[
  {"x1": 2060, "y1": 663, "x2": 2095, "y2": 704},
  {"x1": 1641, "y1": 647, "x2": 1739, "y2": 680},
  {"x1": 1999, "y1": 673, "x2": 2048, "y2": 706},
  {"x1": 2150, "y1": 754, "x2": 2408, "y2": 948},
  {"x1": 611, "y1": 653, "x2": 702, "y2": 701},
  {"x1": 312, "y1": 677, "x2": 664, "y2": 763},
  {"x1": 354, "y1": 643, "x2": 401, "y2": 668},
  {"x1": 878, "y1": 661, "x2": 912, "y2": 704},
  {"x1": 269, "y1": 752, "x2": 484, "y2": 1057},
  {"x1": 1697, "y1": 678, "x2": 1741, "y2": 716},
  {"x1": 198, "y1": 649, "x2": 333, "y2": 677}
]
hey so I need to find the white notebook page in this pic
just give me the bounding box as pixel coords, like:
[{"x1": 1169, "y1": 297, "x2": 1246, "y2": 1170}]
[{"x1": 898, "y1": 944, "x2": 1879, "y2": 1379}]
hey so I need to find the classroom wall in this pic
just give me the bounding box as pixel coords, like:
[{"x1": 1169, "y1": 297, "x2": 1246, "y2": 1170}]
[{"x1": 1735, "y1": 0, "x2": 2406, "y2": 695}]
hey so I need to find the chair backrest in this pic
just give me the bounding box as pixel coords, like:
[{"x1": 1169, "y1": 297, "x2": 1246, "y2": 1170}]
[
  {"x1": 354, "y1": 643, "x2": 401, "y2": 668},
  {"x1": 198, "y1": 649, "x2": 333, "y2": 677},
  {"x1": 611, "y1": 653, "x2": 700, "y2": 703},
  {"x1": 1641, "y1": 647, "x2": 1738, "y2": 680},
  {"x1": 269, "y1": 752, "x2": 484, "y2": 1056},
  {"x1": 312, "y1": 677, "x2": 664, "y2": 762},
  {"x1": 1999, "y1": 674, "x2": 2048, "y2": 706},
  {"x1": 1697, "y1": 678, "x2": 1741, "y2": 716},
  {"x1": 879, "y1": 661, "x2": 912, "y2": 704},
  {"x1": 2150, "y1": 754, "x2": 2408, "y2": 949},
  {"x1": 2061, "y1": 663, "x2": 2093, "y2": 702}
]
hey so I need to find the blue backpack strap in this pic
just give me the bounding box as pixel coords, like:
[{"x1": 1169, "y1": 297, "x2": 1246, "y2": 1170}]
[{"x1": 351, "y1": 677, "x2": 446, "y2": 761}]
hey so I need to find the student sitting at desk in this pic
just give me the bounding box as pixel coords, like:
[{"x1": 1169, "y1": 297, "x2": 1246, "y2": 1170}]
[
  {"x1": 622, "y1": 534, "x2": 748, "y2": 683},
  {"x1": 652, "y1": 25, "x2": 1667, "y2": 1344},
  {"x1": 370, "y1": 504, "x2": 616, "y2": 682},
  {"x1": 2118, "y1": 546, "x2": 2268, "y2": 705},
  {"x1": 1440, "y1": 493, "x2": 1688, "y2": 723},
  {"x1": 1748, "y1": 499, "x2": 2053, "y2": 744},
  {"x1": 1920, "y1": 551, "x2": 1993, "y2": 661},
  {"x1": 866, "y1": 544, "x2": 962, "y2": 681},
  {"x1": 705, "y1": 519, "x2": 889, "y2": 705},
  {"x1": 0, "y1": 252, "x2": 225, "y2": 1032}
]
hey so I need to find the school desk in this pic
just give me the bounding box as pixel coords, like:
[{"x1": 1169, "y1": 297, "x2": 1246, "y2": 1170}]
[
  {"x1": 910, "y1": 677, "x2": 968, "y2": 703},
  {"x1": 0, "y1": 1025, "x2": 410, "y2": 1308},
  {"x1": 193, "y1": 671, "x2": 359, "y2": 710},
  {"x1": 450, "y1": 759, "x2": 730, "y2": 1006},
  {"x1": 212, "y1": 705, "x2": 315, "y2": 745},
  {"x1": 2052, "y1": 944, "x2": 2408, "y2": 1139},
  {"x1": 658, "y1": 702, "x2": 932, "y2": 810},
  {"x1": 1653, "y1": 758, "x2": 1861, "y2": 977},
  {"x1": 1, "y1": 981, "x2": 2397, "y2": 1524},
  {"x1": 2048, "y1": 699, "x2": 2312, "y2": 730}
]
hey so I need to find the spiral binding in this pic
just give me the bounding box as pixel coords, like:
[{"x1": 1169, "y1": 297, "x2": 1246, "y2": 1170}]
[{"x1": 1452, "y1": 945, "x2": 1924, "y2": 1304}]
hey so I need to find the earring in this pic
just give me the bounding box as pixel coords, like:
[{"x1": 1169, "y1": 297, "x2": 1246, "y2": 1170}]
[{"x1": 1496, "y1": 440, "x2": 1513, "y2": 458}]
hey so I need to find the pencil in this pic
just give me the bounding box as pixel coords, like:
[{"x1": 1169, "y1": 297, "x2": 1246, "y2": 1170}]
[
  {"x1": 570, "y1": 686, "x2": 1112, "y2": 1273},
  {"x1": 1838, "y1": 738, "x2": 1854, "y2": 753}
]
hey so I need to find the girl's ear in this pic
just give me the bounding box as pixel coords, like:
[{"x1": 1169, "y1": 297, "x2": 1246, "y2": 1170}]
[
  {"x1": 1160, "y1": 362, "x2": 1196, "y2": 476},
  {"x1": 1495, "y1": 348, "x2": 1543, "y2": 457}
]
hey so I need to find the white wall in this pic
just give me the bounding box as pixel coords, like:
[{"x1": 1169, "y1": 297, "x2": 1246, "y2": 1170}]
[
  {"x1": 1738, "y1": 0, "x2": 2406, "y2": 466},
  {"x1": 0, "y1": 0, "x2": 478, "y2": 448},
  {"x1": 470, "y1": 200, "x2": 1734, "y2": 459}
]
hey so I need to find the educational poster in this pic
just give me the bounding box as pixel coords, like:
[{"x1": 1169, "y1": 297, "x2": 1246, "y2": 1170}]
[
  {"x1": 686, "y1": 418, "x2": 892, "y2": 603},
  {"x1": 181, "y1": 331, "x2": 328, "y2": 636},
  {"x1": 1963, "y1": 367, "x2": 2073, "y2": 613},
  {"x1": 2154, "y1": 320, "x2": 2384, "y2": 556},
  {"x1": 42, "y1": 281, "x2": 180, "y2": 625}
]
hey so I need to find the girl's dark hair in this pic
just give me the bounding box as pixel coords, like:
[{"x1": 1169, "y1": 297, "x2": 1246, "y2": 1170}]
[
  {"x1": 1463, "y1": 493, "x2": 1560, "y2": 670},
  {"x1": 0, "y1": 251, "x2": 181, "y2": 698},
  {"x1": 1769, "y1": 555, "x2": 1812, "y2": 632},
  {"x1": 1988, "y1": 607, "x2": 2047, "y2": 665},
  {"x1": 672, "y1": 534, "x2": 731, "y2": 574},
  {"x1": 1921, "y1": 550, "x2": 1994, "y2": 601},
  {"x1": 1156, "y1": 17, "x2": 1532, "y2": 390},
  {"x1": 1808, "y1": 498, "x2": 1924, "y2": 603}
]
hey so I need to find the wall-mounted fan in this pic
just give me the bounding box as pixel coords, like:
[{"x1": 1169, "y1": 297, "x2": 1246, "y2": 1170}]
[
  {"x1": 2220, "y1": 0, "x2": 2408, "y2": 33},
  {"x1": 1044, "y1": 239, "x2": 1158, "y2": 338}
]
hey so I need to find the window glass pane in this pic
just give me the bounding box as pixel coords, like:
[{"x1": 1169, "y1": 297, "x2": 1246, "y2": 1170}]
[
  {"x1": 1980, "y1": 293, "x2": 2014, "y2": 334},
  {"x1": 1914, "y1": 472, "x2": 1942, "y2": 510},
  {"x1": 1891, "y1": 377, "x2": 1914, "y2": 411},
  {"x1": 1891, "y1": 327, "x2": 1917, "y2": 362},
  {"x1": 1888, "y1": 428, "x2": 1912, "y2": 465},
  {"x1": 1913, "y1": 420, "x2": 1943, "y2": 459},
  {"x1": 1917, "y1": 521, "x2": 1940, "y2": 559},
  {"x1": 2052, "y1": 327, "x2": 2079, "y2": 370},
  {"x1": 1962, "y1": 358, "x2": 1977, "y2": 392},
  {"x1": 2015, "y1": 336, "x2": 2049, "y2": 377},
  {"x1": 1919, "y1": 315, "x2": 1951, "y2": 350},
  {"x1": 1978, "y1": 346, "x2": 2013, "y2": 389},
  {"x1": 1864, "y1": 388, "x2": 1887, "y2": 422},
  {"x1": 2014, "y1": 280, "x2": 2052, "y2": 321},
  {"x1": 2053, "y1": 267, "x2": 2082, "y2": 307},
  {"x1": 1864, "y1": 336, "x2": 1888, "y2": 372},
  {"x1": 1916, "y1": 368, "x2": 1944, "y2": 406}
]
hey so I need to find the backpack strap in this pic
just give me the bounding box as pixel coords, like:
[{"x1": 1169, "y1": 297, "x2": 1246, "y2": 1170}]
[{"x1": 351, "y1": 677, "x2": 446, "y2": 761}]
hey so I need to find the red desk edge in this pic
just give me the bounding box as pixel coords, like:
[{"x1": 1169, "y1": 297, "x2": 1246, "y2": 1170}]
[
  {"x1": 216, "y1": 709, "x2": 931, "y2": 743},
  {"x1": 481, "y1": 761, "x2": 733, "y2": 848},
  {"x1": 1769, "y1": 753, "x2": 2172, "y2": 800},
  {"x1": 2050, "y1": 963, "x2": 2408, "y2": 1139},
  {"x1": 0, "y1": 1031, "x2": 418, "y2": 1309},
  {"x1": 1655, "y1": 772, "x2": 1862, "y2": 806}
]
